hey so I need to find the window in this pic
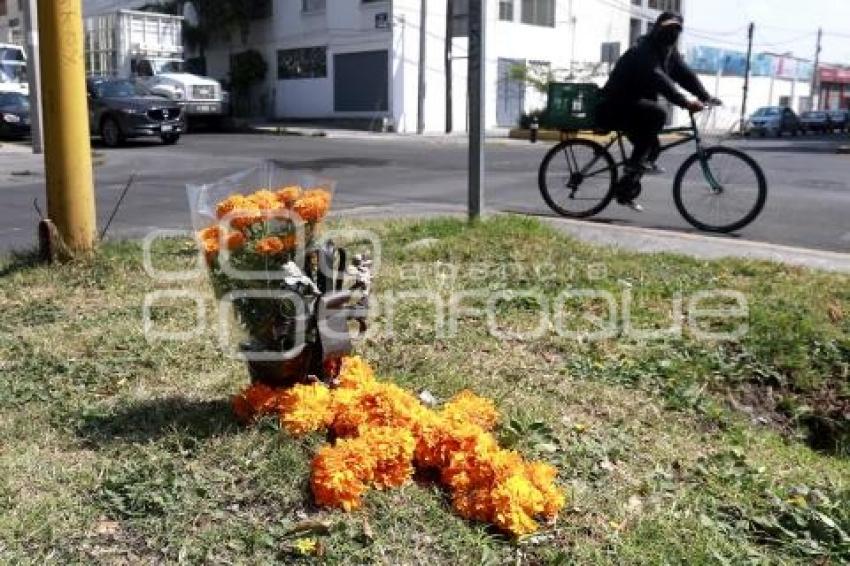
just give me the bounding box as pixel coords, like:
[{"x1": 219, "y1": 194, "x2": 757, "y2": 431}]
[
  {"x1": 521, "y1": 0, "x2": 555, "y2": 27},
  {"x1": 499, "y1": 0, "x2": 514, "y2": 21},
  {"x1": 278, "y1": 47, "x2": 327, "y2": 80},
  {"x1": 302, "y1": 0, "x2": 325, "y2": 13},
  {"x1": 450, "y1": 0, "x2": 469, "y2": 37},
  {"x1": 629, "y1": 18, "x2": 641, "y2": 45},
  {"x1": 648, "y1": 0, "x2": 681, "y2": 11},
  {"x1": 0, "y1": 0, "x2": 7, "y2": 17}
]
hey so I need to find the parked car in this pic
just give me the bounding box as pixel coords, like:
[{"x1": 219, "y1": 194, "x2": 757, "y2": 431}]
[
  {"x1": 799, "y1": 111, "x2": 830, "y2": 134},
  {"x1": 0, "y1": 91, "x2": 30, "y2": 139},
  {"x1": 746, "y1": 106, "x2": 800, "y2": 137},
  {"x1": 87, "y1": 77, "x2": 184, "y2": 147},
  {"x1": 827, "y1": 109, "x2": 849, "y2": 133}
]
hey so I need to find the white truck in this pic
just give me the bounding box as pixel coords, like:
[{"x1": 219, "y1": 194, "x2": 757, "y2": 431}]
[
  {"x1": 0, "y1": 43, "x2": 28, "y2": 96},
  {"x1": 83, "y1": 9, "x2": 227, "y2": 119}
]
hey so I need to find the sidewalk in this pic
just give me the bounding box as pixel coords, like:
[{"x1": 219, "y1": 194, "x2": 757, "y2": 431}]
[
  {"x1": 243, "y1": 119, "x2": 516, "y2": 144},
  {"x1": 539, "y1": 215, "x2": 850, "y2": 273}
]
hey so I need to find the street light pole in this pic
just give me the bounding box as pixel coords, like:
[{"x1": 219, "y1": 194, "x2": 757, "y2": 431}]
[
  {"x1": 37, "y1": 0, "x2": 97, "y2": 255},
  {"x1": 22, "y1": 0, "x2": 43, "y2": 154},
  {"x1": 467, "y1": 0, "x2": 486, "y2": 221}
]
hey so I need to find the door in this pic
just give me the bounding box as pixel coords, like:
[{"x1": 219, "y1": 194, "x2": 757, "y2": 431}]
[
  {"x1": 334, "y1": 50, "x2": 389, "y2": 112},
  {"x1": 496, "y1": 58, "x2": 525, "y2": 127}
]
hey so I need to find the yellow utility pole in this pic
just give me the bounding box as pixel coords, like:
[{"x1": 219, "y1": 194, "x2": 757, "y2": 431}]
[{"x1": 37, "y1": 0, "x2": 96, "y2": 255}]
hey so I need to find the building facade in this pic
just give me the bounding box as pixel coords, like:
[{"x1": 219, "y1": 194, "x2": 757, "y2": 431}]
[
  {"x1": 0, "y1": 0, "x2": 24, "y2": 44},
  {"x1": 190, "y1": 0, "x2": 679, "y2": 132}
]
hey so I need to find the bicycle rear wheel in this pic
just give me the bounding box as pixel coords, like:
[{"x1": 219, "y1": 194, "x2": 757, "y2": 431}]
[
  {"x1": 538, "y1": 139, "x2": 617, "y2": 218},
  {"x1": 673, "y1": 146, "x2": 767, "y2": 233}
]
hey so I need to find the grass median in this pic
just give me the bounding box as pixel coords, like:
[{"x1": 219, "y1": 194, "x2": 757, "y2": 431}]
[{"x1": 1, "y1": 216, "x2": 848, "y2": 563}]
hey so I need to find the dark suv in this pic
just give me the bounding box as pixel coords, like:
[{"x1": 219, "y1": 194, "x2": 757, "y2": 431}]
[{"x1": 87, "y1": 77, "x2": 184, "y2": 147}]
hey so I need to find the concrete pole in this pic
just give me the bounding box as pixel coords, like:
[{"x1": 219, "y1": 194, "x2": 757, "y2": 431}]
[
  {"x1": 811, "y1": 28, "x2": 822, "y2": 110},
  {"x1": 417, "y1": 0, "x2": 427, "y2": 134},
  {"x1": 38, "y1": 0, "x2": 96, "y2": 254},
  {"x1": 740, "y1": 23, "x2": 754, "y2": 134},
  {"x1": 467, "y1": 0, "x2": 485, "y2": 221},
  {"x1": 22, "y1": 0, "x2": 43, "y2": 154}
]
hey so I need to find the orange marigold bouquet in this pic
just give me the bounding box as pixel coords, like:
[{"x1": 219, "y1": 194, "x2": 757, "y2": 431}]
[
  {"x1": 188, "y1": 163, "x2": 338, "y2": 382},
  {"x1": 234, "y1": 355, "x2": 568, "y2": 537}
]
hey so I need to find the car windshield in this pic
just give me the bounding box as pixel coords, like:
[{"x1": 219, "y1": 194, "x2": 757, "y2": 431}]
[
  {"x1": 0, "y1": 47, "x2": 25, "y2": 62},
  {"x1": 0, "y1": 62, "x2": 27, "y2": 83},
  {"x1": 754, "y1": 108, "x2": 780, "y2": 117},
  {"x1": 0, "y1": 92, "x2": 28, "y2": 108},
  {"x1": 154, "y1": 60, "x2": 185, "y2": 74},
  {"x1": 96, "y1": 80, "x2": 151, "y2": 98}
]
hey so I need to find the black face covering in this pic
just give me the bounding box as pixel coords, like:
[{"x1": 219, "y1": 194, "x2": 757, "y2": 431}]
[{"x1": 655, "y1": 26, "x2": 682, "y2": 47}]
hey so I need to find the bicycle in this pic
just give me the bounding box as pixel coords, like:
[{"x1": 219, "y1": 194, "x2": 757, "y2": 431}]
[{"x1": 538, "y1": 103, "x2": 768, "y2": 233}]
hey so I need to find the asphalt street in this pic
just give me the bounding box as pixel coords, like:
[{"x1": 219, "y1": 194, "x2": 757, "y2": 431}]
[{"x1": 1, "y1": 132, "x2": 849, "y2": 254}]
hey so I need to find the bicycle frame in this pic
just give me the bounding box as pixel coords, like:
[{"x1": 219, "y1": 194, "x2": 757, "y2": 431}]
[{"x1": 568, "y1": 110, "x2": 723, "y2": 191}]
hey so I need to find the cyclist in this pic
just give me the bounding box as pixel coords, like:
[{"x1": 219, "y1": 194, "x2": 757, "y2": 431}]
[{"x1": 595, "y1": 11, "x2": 716, "y2": 211}]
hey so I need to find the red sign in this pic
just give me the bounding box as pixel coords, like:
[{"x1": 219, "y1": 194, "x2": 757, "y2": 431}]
[{"x1": 820, "y1": 67, "x2": 850, "y2": 84}]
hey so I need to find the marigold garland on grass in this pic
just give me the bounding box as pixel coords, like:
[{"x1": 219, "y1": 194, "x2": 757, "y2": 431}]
[{"x1": 231, "y1": 356, "x2": 567, "y2": 537}]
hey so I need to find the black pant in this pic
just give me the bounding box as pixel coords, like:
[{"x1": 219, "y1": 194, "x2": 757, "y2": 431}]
[{"x1": 596, "y1": 99, "x2": 667, "y2": 168}]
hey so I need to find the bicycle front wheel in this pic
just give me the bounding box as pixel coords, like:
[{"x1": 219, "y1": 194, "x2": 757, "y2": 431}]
[
  {"x1": 539, "y1": 139, "x2": 617, "y2": 218},
  {"x1": 673, "y1": 146, "x2": 767, "y2": 233}
]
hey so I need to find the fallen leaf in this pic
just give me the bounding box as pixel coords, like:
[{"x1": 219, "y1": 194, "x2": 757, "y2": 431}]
[
  {"x1": 286, "y1": 519, "x2": 332, "y2": 536},
  {"x1": 827, "y1": 302, "x2": 844, "y2": 323},
  {"x1": 94, "y1": 520, "x2": 121, "y2": 536}
]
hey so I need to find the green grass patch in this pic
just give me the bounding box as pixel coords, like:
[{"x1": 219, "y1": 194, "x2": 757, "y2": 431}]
[{"x1": 0, "y1": 216, "x2": 847, "y2": 563}]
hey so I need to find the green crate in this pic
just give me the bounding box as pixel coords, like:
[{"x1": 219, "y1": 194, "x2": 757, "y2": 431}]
[{"x1": 540, "y1": 83, "x2": 600, "y2": 131}]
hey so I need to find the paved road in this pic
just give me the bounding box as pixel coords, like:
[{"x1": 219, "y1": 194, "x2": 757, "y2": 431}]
[{"x1": 1, "y1": 132, "x2": 849, "y2": 254}]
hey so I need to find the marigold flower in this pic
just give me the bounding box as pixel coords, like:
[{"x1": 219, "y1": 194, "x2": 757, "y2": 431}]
[
  {"x1": 278, "y1": 383, "x2": 334, "y2": 436},
  {"x1": 225, "y1": 230, "x2": 246, "y2": 251},
  {"x1": 248, "y1": 189, "x2": 282, "y2": 211},
  {"x1": 337, "y1": 355, "x2": 376, "y2": 389},
  {"x1": 441, "y1": 390, "x2": 500, "y2": 431},
  {"x1": 232, "y1": 383, "x2": 285, "y2": 424},
  {"x1": 311, "y1": 438, "x2": 377, "y2": 511},
  {"x1": 255, "y1": 236, "x2": 285, "y2": 256},
  {"x1": 490, "y1": 474, "x2": 546, "y2": 536},
  {"x1": 293, "y1": 189, "x2": 332, "y2": 223},
  {"x1": 331, "y1": 381, "x2": 424, "y2": 438},
  {"x1": 275, "y1": 185, "x2": 302, "y2": 207},
  {"x1": 198, "y1": 225, "x2": 221, "y2": 242},
  {"x1": 357, "y1": 426, "x2": 415, "y2": 489}
]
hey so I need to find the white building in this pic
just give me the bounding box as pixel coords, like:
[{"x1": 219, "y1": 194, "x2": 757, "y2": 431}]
[
  {"x1": 2, "y1": 0, "x2": 683, "y2": 132},
  {"x1": 0, "y1": 0, "x2": 24, "y2": 44},
  {"x1": 193, "y1": 0, "x2": 675, "y2": 132}
]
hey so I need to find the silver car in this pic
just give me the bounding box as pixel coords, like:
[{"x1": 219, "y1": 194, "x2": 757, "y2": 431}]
[{"x1": 746, "y1": 106, "x2": 801, "y2": 137}]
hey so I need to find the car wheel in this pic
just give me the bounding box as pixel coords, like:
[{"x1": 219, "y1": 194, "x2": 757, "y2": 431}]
[
  {"x1": 161, "y1": 133, "x2": 180, "y2": 145},
  {"x1": 100, "y1": 117, "x2": 124, "y2": 148}
]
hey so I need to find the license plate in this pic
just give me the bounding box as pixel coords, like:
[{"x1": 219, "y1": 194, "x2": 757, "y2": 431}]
[
  {"x1": 197, "y1": 105, "x2": 212, "y2": 113},
  {"x1": 161, "y1": 124, "x2": 173, "y2": 133}
]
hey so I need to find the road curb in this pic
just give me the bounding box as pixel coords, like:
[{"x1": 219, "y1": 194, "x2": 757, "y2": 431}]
[{"x1": 538, "y1": 215, "x2": 850, "y2": 273}]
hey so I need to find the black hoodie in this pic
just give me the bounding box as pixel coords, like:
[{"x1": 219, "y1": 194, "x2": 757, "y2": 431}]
[{"x1": 599, "y1": 29, "x2": 710, "y2": 109}]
